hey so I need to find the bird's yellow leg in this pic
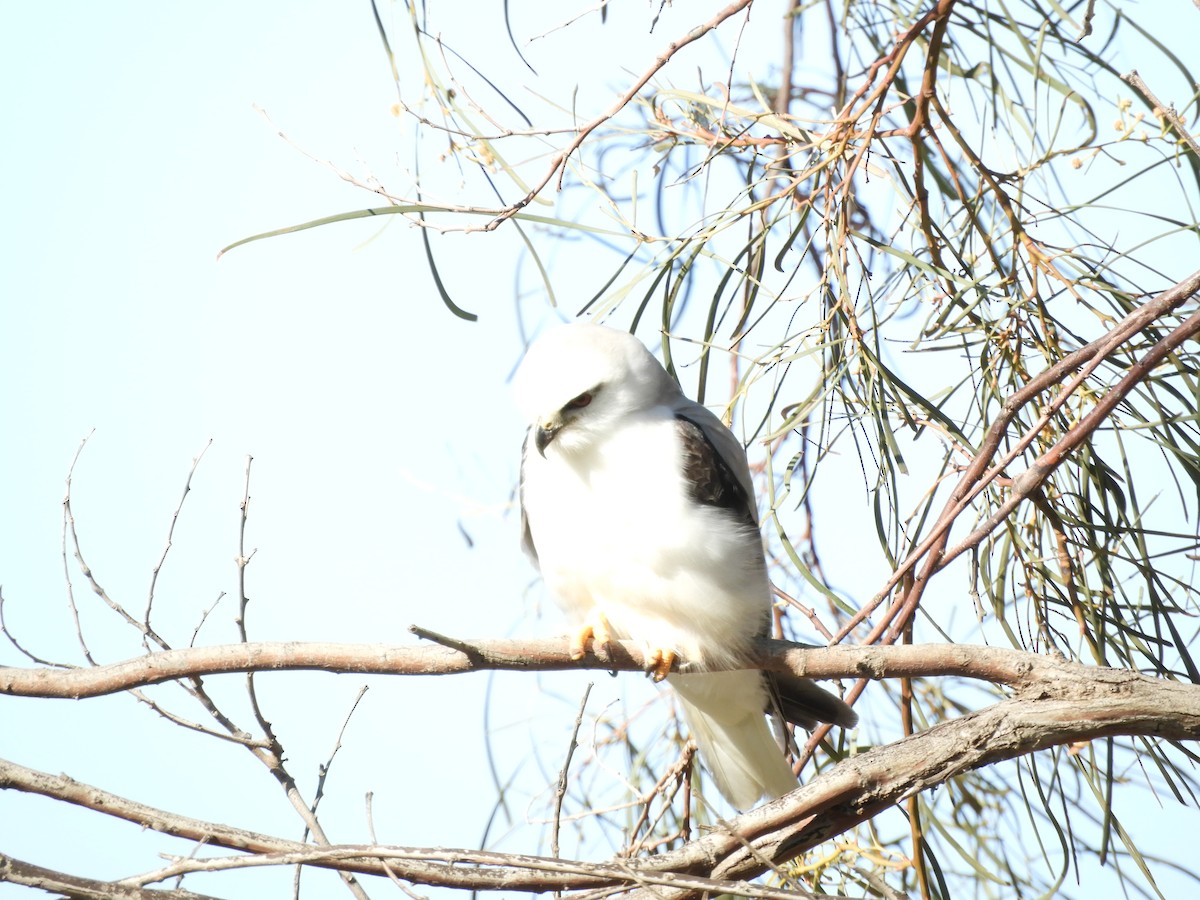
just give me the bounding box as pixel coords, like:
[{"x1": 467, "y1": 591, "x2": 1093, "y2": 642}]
[
  {"x1": 569, "y1": 609, "x2": 614, "y2": 660},
  {"x1": 646, "y1": 647, "x2": 676, "y2": 683}
]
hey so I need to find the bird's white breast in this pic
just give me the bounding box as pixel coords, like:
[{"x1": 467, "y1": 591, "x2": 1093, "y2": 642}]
[{"x1": 523, "y1": 407, "x2": 769, "y2": 668}]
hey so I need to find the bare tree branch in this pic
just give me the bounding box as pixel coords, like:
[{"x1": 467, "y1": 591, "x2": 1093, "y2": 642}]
[
  {"x1": 4, "y1": 635, "x2": 1196, "y2": 700},
  {"x1": 1121, "y1": 69, "x2": 1200, "y2": 159},
  {"x1": 0, "y1": 852, "x2": 224, "y2": 900},
  {"x1": 621, "y1": 678, "x2": 1200, "y2": 898},
  {"x1": 833, "y1": 266, "x2": 1200, "y2": 649},
  {"x1": 3, "y1": 655, "x2": 1195, "y2": 895},
  {"x1": 9, "y1": 3, "x2": 1200, "y2": 897}
]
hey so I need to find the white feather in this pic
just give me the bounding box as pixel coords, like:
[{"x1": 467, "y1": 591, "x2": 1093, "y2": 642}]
[
  {"x1": 672, "y1": 672, "x2": 798, "y2": 808},
  {"x1": 515, "y1": 323, "x2": 809, "y2": 808}
]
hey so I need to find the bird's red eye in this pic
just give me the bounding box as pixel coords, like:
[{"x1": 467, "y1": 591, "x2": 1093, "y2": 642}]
[{"x1": 565, "y1": 391, "x2": 593, "y2": 410}]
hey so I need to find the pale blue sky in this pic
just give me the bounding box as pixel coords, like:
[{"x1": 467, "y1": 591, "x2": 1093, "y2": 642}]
[
  {"x1": 2, "y1": 2, "x2": 1197, "y2": 897},
  {"x1": 1, "y1": 2, "x2": 793, "y2": 894},
  {"x1": 0, "y1": 4, "x2": 563, "y2": 894}
]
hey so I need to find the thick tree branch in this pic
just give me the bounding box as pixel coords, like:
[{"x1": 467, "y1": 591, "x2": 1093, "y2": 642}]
[
  {"x1": 2, "y1": 635, "x2": 1194, "y2": 700},
  {"x1": 0, "y1": 853, "x2": 223, "y2": 900},
  {"x1": 642, "y1": 672, "x2": 1200, "y2": 897},
  {"x1": 0, "y1": 756, "x2": 826, "y2": 896},
  {"x1": 4, "y1": 656, "x2": 1197, "y2": 895},
  {"x1": 0, "y1": 756, "x2": 587, "y2": 891}
]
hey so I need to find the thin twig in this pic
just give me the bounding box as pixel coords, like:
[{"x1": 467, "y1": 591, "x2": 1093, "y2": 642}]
[
  {"x1": 61, "y1": 430, "x2": 98, "y2": 665},
  {"x1": 366, "y1": 792, "x2": 430, "y2": 899},
  {"x1": 310, "y1": 685, "x2": 371, "y2": 832},
  {"x1": 0, "y1": 585, "x2": 68, "y2": 668},
  {"x1": 829, "y1": 268, "x2": 1200, "y2": 646},
  {"x1": 145, "y1": 440, "x2": 212, "y2": 643},
  {"x1": 234, "y1": 455, "x2": 270, "y2": 735},
  {"x1": 189, "y1": 591, "x2": 227, "y2": 648},
  {"x1": 552, "y1": 682, "x2": 593, "y2": 863},
  {"x1": 483, "y1": 0, "x2": 756, "y2": 230},
  {"x1": 229, "y1": 455, "x2": 369, "y2": 900},
  {"x1": 64, "y1": 446, "x2": 175, "y2": 654},
  {"x1": 620, "y1": 745, "x2": 693, "y2": 858}
]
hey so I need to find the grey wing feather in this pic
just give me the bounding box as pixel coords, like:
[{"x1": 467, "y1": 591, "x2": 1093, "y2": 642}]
[
  {"x1": 671, "y1": 397, "x2": 759, "y2": 526},
  {"x1": 518, "y1": 430, "x2": 539, "y2": 566},
  {"x1": 673, "y1": 399, "x2": 859, "y2": 733},
  {"x1": 673, "y1": 415, "x2": 757, "y2": 531}
]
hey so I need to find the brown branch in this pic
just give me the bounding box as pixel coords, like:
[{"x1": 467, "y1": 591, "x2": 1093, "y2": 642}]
[
  {"x1": 631, "y1": 666, "x2": 1200, "y2": 898},
  {"x1": 830, "y1": 267, "x2": 1200, "y2": 645},
  {"x1": 830, "y1": 4, "x2": 943, "y2": 132},
  {"x1": 0, "y1": 756, "x2": 822, "y2": 897},
  {"x1": 1122, "y1": 69, "x2": 1200, "y2": 159},
  {"x1": 0, "y1": 853, "x2": 223, "y2": 900},
  {"x1": 812, "y1": 260, "x2": 1194, "y2": 739},
  {"x1": 5, "y1": 654, "x2": 1196, "y2": 896},
  {"x1": 0, "y1": 634, "x2": 1186, "y2": 699},
  {"x1": 938, "y1": 299, "x2": 1200, "y2": 568},
  {"x1": 874, "y1": 271, "x2": 1200, "y2": 652},
  {"x1": 906, "y1": 0, "x2": 956, "y2": 283},
  {"x1": 0, "y1": 763, "x2": 590, "y2": 897},
  {"x1": 0, "y1": 756, "x2": 584, "y2": 891},
  {"x1": 129, "y1": 844, "x2": 842, "y2": 899}
]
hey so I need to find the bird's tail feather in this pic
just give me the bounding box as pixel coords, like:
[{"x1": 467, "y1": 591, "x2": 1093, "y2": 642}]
[
  {"x1": 669, "y1": 670, "x2": 798, "y2": 810},
  {"x1": 770, "y1": 672, "x2": 858, "y2": 731}
]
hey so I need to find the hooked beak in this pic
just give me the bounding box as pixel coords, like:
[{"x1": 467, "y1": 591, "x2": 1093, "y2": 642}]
[{"x1": 534, "y1": 421, "x2": 563, "y2": 457}]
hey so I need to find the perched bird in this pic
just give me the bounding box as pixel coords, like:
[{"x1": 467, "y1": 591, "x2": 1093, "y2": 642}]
[{"x1": 514, "y1": 322, "x2": 856, "y2": 809}]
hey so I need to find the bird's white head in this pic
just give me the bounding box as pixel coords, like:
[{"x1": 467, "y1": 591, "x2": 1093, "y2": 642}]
[{"x1": 513, "y1": 323, "x2": 678, "y2": 457}]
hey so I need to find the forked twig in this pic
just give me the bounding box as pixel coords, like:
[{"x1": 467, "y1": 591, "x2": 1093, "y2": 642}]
[
  {"x1": 146, "y1": 439, "x2": 212, "y2": 641},
  {"x1": 552, "y1": 682, "x2": 593, "y2": 866}
]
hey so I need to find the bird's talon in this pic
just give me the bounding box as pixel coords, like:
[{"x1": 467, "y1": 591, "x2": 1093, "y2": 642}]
[
  {"x1": 571, "y1": 612, "x2": 613, "y2": 661},
  {"x1": 646, "y1": 647, "x2": 676, "y2": 682}
]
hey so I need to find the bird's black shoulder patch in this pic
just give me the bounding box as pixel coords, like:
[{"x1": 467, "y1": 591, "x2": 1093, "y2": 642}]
[{"x1": 674, "y1": 414, "x2": 756, "y2": 530}]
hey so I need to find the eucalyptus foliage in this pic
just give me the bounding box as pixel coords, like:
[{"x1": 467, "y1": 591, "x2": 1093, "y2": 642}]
[{"x1": 221, "y1": 2, "x2": 1200, "y2": 897}]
